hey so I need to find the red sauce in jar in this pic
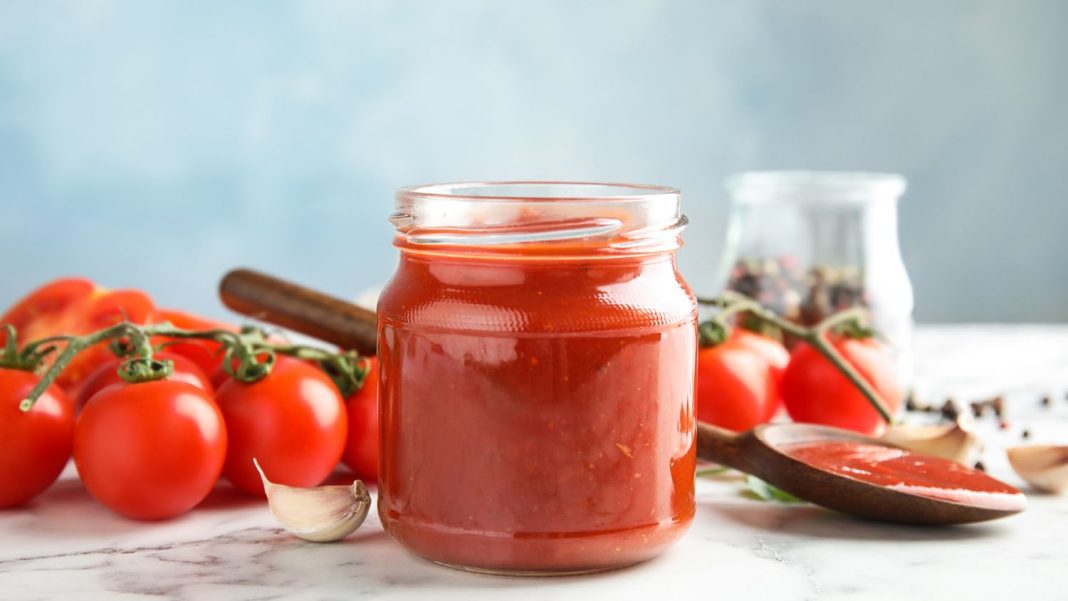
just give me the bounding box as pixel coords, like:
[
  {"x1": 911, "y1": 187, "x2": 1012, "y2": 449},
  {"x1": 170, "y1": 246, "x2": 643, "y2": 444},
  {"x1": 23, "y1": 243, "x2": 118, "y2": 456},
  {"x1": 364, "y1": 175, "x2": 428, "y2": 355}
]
[
  {"x1": 783, "y1": 441, "x2": 1026, "y2": 512},
  {"x1": 377, "y1": 188, "x2": 697, "y2": 574}
]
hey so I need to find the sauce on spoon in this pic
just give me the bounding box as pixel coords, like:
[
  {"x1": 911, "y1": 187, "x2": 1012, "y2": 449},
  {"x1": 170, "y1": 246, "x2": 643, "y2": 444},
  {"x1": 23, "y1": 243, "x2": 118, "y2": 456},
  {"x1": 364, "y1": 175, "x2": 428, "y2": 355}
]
[{"x1": 783, "y1": 440, "x2": 1027, "y2": 512}]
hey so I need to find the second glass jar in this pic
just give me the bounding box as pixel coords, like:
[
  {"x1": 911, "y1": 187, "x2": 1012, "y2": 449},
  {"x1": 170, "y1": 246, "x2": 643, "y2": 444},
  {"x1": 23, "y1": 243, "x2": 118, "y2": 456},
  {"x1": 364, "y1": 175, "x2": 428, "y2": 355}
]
[{"x1": 715, "y1": 171, "x2": 914, "y2": 385}]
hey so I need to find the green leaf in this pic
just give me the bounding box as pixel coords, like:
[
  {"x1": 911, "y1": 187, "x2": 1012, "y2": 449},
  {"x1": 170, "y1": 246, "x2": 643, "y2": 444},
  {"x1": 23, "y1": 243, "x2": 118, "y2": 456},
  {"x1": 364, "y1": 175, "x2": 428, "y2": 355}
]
[
  {"x1": 696, "y1": 466, "x2": 730, "y2": 478},
  {"x1": 744, "y1": 475, "x2": 805, "y2": 504}
]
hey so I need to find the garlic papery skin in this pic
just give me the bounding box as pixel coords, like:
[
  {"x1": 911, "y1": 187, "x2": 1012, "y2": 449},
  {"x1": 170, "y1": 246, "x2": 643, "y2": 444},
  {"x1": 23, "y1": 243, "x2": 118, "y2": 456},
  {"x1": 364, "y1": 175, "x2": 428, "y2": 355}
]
[
  {"x1": 880, "y1": 421, "x2": 982, "y2": 466},
  {"x1": 254, "y1": 458, "x2": 372, "y2": 542},
  {"x1": 1006, "y1": 445, "x2": 1068, "y2": 494}
]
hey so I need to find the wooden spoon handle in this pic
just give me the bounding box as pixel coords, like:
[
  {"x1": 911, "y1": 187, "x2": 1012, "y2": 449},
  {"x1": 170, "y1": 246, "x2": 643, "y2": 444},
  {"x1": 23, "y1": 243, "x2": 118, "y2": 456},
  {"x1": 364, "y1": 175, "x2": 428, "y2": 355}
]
[
  {"x1": 696, "y1": 422, "x2": 752, "y2": 473},
  {"x1": 218, "y1": 269, "x2": 378, "y2": 356}
]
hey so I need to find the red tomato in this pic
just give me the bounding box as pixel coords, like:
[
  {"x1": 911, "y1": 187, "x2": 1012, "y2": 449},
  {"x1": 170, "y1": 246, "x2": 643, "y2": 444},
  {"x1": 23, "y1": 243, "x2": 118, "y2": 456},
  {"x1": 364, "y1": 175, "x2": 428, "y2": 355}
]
[
  {"x1": 0, "y1": 279, "x2": 157, "y2": 396},
  {"x1": 151, "y1": 309, "x2": 234, "y2": 377},
  {"x1": 695, "y1": 332, "x2": 780, "y2": 432},
  {"x1": 0, "y1": 369, "x2": 74, "y2": 508},
  {"x1": 74, "y1": 289, "x2": 155, "y2": 332},
  {"x1": 215, "y1": 359, "x2": 347, "y2": 497},
  {"x1": 0, "y1": 277, "x2": 95, "y2": 344},
  {"x1": 343, "y1": 358, "x2": 379, "y2": 481},
  {"x1": 75, "y1": 351, "x2": 212, "y2": 411},
  {"x1": 733, "y1": 329, "x2": 789, "y2": 378},
  {"x1": 781, "y1": 335, "x2": 903, "y2": 436},
  {"x1": 209, "y1": 362, "x2": 232, "y2": 389},
  {"x1": 57, "y1": 289, "x2": 156, "y2": 394},
  {"x1": 73, "y1": 380, "x2": 226, "y2": 520},
  {"x1": 732, "y1": 328, "x2": 789, "y2": 414}
]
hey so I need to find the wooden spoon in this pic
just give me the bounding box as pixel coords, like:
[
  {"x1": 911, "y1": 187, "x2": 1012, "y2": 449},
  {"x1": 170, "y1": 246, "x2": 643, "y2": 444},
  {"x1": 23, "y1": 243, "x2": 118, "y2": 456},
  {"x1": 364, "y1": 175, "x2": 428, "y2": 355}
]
[
  {"x1": 219, "y1": 269, "x2": 1025, "y2": 525},
  {"x1": 697, "y1": 422, "x2": 1023, "y2": 525},
  {"x1": 219, "y1": 269, "x2": 378, "y2": 356}
]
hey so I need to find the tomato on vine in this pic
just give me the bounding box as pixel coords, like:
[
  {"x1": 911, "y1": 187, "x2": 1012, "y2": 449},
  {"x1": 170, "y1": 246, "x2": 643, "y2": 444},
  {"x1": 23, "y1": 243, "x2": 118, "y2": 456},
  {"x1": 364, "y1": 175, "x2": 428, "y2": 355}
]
[
  {"x1": 0, "y1": 278, "x2": 95, "y2": 343},
  {"x1": 781, "y1": 334, "x2": 902, "y2": 436},
  {"x1": 0, "y1": 368, "x2": 73, "y2": 508},
  {"x1": 12, "y1": 314, "x2": 371, "y2": 516},
  {"x1": 0, "y1": 278, "x2": 156, "y2": 395},
  {"x1": 151, "y1": 309, "x2": 234, "y2": 377},
  {"x1": 343, "y1": 358, "x2": 379, "y2": 481},
  {"x1": 74, "y1": 374, "x2": 227, "y2": 520},
  {"x1": 215, "y1": 358, "x2": 348, "y2": 497},
  {"x1": 732, "y1": 328, "x2": 789, "y2": 380},
  {"x1": 75, "y1": 350, "x2": 212, "y2": 411},
  {"x1": 695, "y1": 324, "x2": 784, "y2": 432}
]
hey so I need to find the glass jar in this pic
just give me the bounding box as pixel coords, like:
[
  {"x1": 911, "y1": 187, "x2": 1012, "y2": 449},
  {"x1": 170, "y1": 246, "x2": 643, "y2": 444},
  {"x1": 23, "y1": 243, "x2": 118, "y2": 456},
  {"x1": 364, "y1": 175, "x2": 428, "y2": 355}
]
[
  {"x1": 716, "y1": 171, "x2": 913, "y2": 384},
  {"x1": 377, "y1": 182, "x2": 697, "y2": 575}
]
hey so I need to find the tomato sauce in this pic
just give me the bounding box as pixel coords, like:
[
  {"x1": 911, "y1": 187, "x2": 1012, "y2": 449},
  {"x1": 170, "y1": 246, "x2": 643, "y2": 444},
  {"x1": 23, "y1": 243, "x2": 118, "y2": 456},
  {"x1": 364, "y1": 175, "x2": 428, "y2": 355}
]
[
  {"x1": 377, "y1": 245, "x2": 697, "y2": 574},
  {"x1": 783, "y1": 441, "x2": 1026, "y2": 512}
]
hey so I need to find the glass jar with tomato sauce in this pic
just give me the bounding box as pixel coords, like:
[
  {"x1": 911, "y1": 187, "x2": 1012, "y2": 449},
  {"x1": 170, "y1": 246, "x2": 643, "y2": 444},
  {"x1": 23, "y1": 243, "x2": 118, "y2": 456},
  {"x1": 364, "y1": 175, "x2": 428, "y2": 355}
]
[{"x1": 377, "y1": 182, "x2": 697, "y2": 575}]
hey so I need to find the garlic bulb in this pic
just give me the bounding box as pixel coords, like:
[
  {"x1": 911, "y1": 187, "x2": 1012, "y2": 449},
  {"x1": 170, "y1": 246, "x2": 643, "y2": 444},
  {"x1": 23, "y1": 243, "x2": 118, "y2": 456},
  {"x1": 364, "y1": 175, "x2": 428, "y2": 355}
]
[
  {"x1": 880, "y1": 421, "x2": 982, "y2": 466},
  {"x1": 1006, "y1": 445, "x2": 1068, "y2": 494},
  {"x1": 254, "y1": 459, "x2": 372, "y2": 542}
]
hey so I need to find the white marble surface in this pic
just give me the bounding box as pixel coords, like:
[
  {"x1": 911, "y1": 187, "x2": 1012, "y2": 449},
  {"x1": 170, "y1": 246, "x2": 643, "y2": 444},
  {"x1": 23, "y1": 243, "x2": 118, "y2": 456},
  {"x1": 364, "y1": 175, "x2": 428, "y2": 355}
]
[{"x1": 2, "y1": 325, "x2": 1067, "y2": 600}]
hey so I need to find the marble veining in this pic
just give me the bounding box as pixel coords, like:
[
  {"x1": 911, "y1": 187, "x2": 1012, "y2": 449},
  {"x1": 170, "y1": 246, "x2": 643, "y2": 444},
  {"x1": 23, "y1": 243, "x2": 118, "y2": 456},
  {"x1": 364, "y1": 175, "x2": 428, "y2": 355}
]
[{"x1": 2, "y1": 326, "x2": 1067, "y2": 600}]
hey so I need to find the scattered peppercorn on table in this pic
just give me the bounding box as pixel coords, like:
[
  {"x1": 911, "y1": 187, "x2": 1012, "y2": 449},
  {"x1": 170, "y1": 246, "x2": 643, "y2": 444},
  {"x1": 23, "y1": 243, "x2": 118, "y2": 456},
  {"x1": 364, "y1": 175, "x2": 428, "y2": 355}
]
[{"x1": 1, "y1": 325, "x2": 1066, "y2": 600}]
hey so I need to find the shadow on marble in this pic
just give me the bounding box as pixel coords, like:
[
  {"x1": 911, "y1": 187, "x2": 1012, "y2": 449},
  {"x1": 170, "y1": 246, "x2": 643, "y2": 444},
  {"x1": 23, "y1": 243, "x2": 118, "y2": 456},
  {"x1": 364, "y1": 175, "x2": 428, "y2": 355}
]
[
  {"x1": 195, "y1": 483, "x2": 268, "y2": 511},
  {"x1": 701, "y1": 501, "x2": 1005, "y2": 542}
]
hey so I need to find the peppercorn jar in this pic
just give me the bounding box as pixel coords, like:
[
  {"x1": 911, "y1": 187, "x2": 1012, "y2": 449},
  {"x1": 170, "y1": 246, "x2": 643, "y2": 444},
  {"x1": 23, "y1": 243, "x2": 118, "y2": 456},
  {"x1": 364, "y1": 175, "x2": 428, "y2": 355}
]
[
  {"x1": 715, "y1": 171, "x2": 914, "y2": 384},
  {"x1": 378, "y1": 182, "x2": 697, "y2": 575}
]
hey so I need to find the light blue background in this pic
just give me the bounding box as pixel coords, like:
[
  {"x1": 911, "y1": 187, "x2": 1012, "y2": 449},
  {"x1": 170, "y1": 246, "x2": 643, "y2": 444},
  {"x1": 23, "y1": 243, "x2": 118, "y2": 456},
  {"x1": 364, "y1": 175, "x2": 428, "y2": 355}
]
[{"x1": 1, "y1": 1, "x2": 1065, "y2": 322}]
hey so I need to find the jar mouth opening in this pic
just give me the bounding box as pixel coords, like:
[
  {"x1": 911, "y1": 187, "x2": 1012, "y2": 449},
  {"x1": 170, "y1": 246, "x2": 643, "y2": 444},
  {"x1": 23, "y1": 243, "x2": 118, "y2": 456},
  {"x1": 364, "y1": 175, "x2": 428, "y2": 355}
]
[
  {"x1": 726, "y1": 171, "x2": 906, "y2": 204},
  {"x1": 399, "y1": 181, "x2": 680, "y2": 203},
  {"x1": 392, "y1": 181, "x2": 685, "y2": 255}
]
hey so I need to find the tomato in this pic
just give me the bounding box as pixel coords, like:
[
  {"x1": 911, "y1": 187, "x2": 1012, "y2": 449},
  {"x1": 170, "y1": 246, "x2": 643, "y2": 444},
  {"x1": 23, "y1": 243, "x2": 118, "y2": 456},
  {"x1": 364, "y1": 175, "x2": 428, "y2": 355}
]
[
  {"x1": 74, "y1": 289, "x2": 155, "y2": 332},
  {"x1": 342, "y1": 358, "x2": 379, "y2": 481},
  {"x1": 215, "y1": 359, "x2": 347, "y2": 497},
  {"x1": 732, "y1": 328, "x2": 789, "y2": 415},
  {"x1": 781, "y1": 335, "x2": 903, "y2": 436},
  {"x1": 57, "y1": 289, "x2": 156, "y2": 394},
  {"x1": 73, "y1": 380, "x2": 226, "y2": 520},
  {"x1": 75, "y1": 351, "x2": 212, "y2": 411},
  {"x1": 695, "y1": 332, "x2": 780, "y2": 432},
  {"x1": 151, "y1": 309, "x2": 234, "y2": 377},
  {"x1": 733, "y1": 329, "x2": 789, "y2": 379},
  {"x1": 0, "y1": 279, "x2": 157, "y2": 396},
  {"x1": 209, "y1": 362, "x2": 232, "y2": 389},
  {"x1": 0, "y1": 277, "x2": 95, "y2": 345},
  {"x1": 0, "y1": 369, "x2": 74, "y2": 508}
]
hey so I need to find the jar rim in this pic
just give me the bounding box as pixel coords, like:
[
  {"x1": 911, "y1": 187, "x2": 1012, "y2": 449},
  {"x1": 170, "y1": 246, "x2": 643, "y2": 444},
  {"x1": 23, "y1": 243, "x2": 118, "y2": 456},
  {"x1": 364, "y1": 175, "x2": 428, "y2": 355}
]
[
  {"x1": 726, "y1": 171, "x2": 906, "y2": 204},
  {"x1": 391, "y1": 181, "x2": 685, "y2": 255},
  {"x1": 398, "y1": 181, "x2": 680, "y2": 203}
]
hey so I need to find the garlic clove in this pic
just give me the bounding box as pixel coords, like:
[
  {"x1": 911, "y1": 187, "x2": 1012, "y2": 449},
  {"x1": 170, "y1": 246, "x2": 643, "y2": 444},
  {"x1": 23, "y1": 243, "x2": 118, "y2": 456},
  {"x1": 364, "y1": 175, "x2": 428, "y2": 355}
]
[
  {"x1": 880, "y1": 420, "x2": 982, "y2": 466},
  {"x1": 254, "y1": 458, "x2": 372, "y2": 542},
  {"x1": 1006, "y1": 445, "x2": 1068, "y2": 494}
]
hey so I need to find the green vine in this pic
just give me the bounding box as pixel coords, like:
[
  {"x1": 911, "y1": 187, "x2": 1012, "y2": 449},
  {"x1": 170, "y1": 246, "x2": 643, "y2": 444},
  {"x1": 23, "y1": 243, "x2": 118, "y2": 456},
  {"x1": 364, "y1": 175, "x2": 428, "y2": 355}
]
[{"x1": 15, "y1": 321, "x2": 371, "y2": 412}]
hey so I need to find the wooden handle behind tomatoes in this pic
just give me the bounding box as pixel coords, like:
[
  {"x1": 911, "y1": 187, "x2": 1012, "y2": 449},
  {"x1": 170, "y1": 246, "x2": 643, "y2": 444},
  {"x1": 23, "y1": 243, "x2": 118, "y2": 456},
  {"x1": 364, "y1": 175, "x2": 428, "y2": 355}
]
[{"x1": 219, "y1": 269, "x2": 378, "y2": 356}]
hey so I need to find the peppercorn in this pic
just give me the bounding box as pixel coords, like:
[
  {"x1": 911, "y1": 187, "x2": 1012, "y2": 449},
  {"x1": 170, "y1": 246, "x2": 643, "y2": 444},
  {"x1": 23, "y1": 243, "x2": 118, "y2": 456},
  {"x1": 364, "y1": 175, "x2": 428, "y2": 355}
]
[{"x1": 940, "y1": 399, "x2": 960, "y2": 421}]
